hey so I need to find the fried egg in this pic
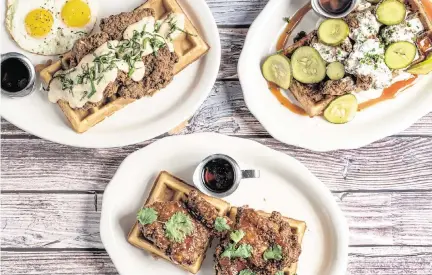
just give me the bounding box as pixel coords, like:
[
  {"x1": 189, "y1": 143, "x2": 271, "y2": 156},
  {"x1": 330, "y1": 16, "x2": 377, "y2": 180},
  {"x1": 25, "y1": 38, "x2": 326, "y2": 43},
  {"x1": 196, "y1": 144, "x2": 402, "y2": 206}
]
[{"x1": 6, "y1": 0, "x2": 98, "y2": 55}]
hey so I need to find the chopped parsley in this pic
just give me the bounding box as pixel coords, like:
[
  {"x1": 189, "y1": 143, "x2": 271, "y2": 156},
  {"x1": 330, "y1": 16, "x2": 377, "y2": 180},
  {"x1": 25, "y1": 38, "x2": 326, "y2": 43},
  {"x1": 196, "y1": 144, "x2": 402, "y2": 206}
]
[
  {"x1": 214, "y1": 217, "x2": 230, "y2": 232},
  {"x1": 137, "y1": 207, "x2": 158, "y2": 225},
  {"x1": 263, "y1": 245, "x2": 283, "y2": 261},
  {"x1": 283, "y1": 17, "x2": 290, "y2": 24},
  {"x1": 165, "y1": 212, "x2": 194, "y2": 243},
  {"x1": 230, "y1": 230, "x2": 245, "y2": 243},
  {"x1": 221, "y1": 230, "x2": 252, "y2": 259},
  {"x1": 221, "y1": 243, "x2": 253, "y2": 259},
  {"x1": 239, "y1": 270, "x2": 256, "y2": 275}
]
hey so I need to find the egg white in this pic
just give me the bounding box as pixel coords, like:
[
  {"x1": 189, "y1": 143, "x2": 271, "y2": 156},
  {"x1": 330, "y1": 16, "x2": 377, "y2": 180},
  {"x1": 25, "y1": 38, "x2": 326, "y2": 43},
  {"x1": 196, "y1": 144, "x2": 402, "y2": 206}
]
[{"x1": 6, "y1": 0, "x2": 98, "y2": 55}]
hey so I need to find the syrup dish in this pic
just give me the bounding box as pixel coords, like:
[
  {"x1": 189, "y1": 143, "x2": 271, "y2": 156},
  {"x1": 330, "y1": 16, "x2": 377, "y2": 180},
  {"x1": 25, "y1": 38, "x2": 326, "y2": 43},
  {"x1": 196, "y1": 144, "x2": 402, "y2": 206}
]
[{"x1": 239, "y1": 0, "x2": 432, "y2": 151}]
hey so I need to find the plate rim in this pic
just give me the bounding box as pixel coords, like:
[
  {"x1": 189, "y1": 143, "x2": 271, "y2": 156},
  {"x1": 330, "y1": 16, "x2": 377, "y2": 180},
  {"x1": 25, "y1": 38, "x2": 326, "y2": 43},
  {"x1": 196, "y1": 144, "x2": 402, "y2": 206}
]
[
  {"x1": 0, "y1": 0, "x2": 221, "y2": 148},
  {"x1": 238, "y1": 0, "x2": 432, "y2": 152},
  {"x1": 100, "y1": 133, "x2": 349, "y2": 275}
]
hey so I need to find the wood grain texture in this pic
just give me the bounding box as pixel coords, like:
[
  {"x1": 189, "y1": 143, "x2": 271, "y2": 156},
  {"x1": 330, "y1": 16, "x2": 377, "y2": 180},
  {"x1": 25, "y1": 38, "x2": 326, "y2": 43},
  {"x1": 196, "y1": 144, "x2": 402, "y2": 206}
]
[
  {"x1": 2, "y1": 247, "x2": 432, "y2": 274},
  {"x1": 3, "y1": 81, "x2": 432, "y2": 138},
  {"x1": 2, "y1": 192, "x2": 432, "y2": 248},
  {"x1": 2, "y1": 136, "x2": 432, "y2": 192},
  {"x1": 208, "y1": 0, "x2": 268, "y2": 26}
]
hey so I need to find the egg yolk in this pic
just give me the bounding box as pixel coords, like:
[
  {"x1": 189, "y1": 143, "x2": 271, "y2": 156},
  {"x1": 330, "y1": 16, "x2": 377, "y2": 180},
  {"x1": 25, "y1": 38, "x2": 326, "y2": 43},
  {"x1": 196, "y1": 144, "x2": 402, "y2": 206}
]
[
  {"x1": 61, "y1": 0, "x2": 91, "y2": 28},
  {"x1": 25, "y1": 8, "x2": 54, "y2": 37}
]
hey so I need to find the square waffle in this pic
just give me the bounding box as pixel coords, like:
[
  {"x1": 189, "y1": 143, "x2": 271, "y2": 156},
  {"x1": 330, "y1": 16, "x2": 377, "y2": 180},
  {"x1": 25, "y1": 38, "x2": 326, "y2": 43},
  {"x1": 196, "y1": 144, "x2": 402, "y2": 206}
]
[
  {"x1": 282, "y1": 0, "x2": 432, "y2": 117},
  {"x1": 227, "y1": 207, "x2": 306, "y2": 275},
  {"x1": 127, "y1": 171, "x2": 231, "y2": 274},
  {"x1": 40, "y1": 0, "x2": 210, "y2": 133}
]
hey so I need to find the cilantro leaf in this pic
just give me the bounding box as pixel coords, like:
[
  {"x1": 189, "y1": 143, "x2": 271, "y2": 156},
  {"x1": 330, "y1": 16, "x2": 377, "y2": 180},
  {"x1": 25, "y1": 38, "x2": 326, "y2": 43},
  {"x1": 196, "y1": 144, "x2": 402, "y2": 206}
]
[
  {"x1": 230, "y1": 230, "x2": 245, "y2": 243},
  {"x1": 263, "y1": 245, "x2": 283, "y2": 261},
  {"x1": 165, "y1": 212, "x2": 194, "y2": 243},
  {"x1": 275, "y1": 271, "x2": 284, "y2": 275},
  {"x1": 214, "y1": 217, "x2": 230, "y2": 232},
  {"x1": 221, "y1": 243, "x2": 253, "y2": 259},
  {"x1": 137, "y1": 207, "x2": 158, "y2": 225},
  {"x1": 239, "y1": 270, "x2": 256, "y2": 275}
]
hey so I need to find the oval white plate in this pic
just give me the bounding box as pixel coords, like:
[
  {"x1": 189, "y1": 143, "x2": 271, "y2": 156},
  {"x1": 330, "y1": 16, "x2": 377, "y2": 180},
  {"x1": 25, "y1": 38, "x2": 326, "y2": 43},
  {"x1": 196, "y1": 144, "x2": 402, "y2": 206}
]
[
  {"x1": 0, "y1": 0, "x2": 220, "y2": 148},
  {"x1": 238, "y1": 0, "x2": 432, "y2": 152},
  {"x1": 100, "y1": 133, "x2": 349, "y2": 275}
]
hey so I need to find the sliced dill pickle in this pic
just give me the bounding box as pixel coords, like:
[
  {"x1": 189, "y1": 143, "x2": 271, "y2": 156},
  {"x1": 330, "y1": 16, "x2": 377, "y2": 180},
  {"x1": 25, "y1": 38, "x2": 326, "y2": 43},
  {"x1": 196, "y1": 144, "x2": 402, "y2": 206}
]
[
  {"x1": 385, "y1": 41, "x2": 416, "y2": 69},
  {"x1": 326, "y1": 62, "x2": 345, "y2": 80},
  {"x1": 291, "y1": 46, "x2": 326, "y2": 84},
  {"x1": 376, "y1": 0, "x2": 406, "y2": 25},
  {"x1": 262, "y1": 54, "x2": 292, "y2": 89},
  {"x1": 407, "y1": 54, "x2": 432, "y2": 74},
  {"x1": 318, "y1": 19, "x2": 349, "y2": 46},
  {"x1": 324, "y1": 94, "x2": 358, "y2": 124}
]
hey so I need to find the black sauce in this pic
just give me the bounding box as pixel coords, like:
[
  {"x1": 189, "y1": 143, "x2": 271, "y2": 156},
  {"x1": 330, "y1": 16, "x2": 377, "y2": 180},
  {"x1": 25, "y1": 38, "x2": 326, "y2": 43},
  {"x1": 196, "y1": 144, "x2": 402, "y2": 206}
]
[
  {"x1": 319, "y1": 0, "x2": 353, "y2": 14},
  {"x1": 202, "y1": 158, "x2": 235, "y2": 193},
  {"x1": 1, "y1": 58, "x2": 30, "y2": 93}
]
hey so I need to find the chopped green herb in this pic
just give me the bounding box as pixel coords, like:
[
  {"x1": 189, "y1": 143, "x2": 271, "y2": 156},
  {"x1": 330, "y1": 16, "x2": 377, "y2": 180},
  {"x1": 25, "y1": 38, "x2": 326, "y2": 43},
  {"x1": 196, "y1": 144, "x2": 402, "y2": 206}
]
[
  {"x1": 221, "y1": 243, "x2": 253, "y2": 259},
  {"x1": 263, "y1": 245, "x2": 283, "y2": 261},
  {"x1": 165, "y1": 212, "x2": 194, "y2": 243},
  {"x1": 283, "y1": 17, "x2": 290, "y2": 24},
  {"x1": 137, "y1": 207, "x2": 158, "y2": 225},
  {"x1": 239, "y1": 270, "x2": 256, "y2": 275},
  {"x1": 230, "y1": 230, "x2": 245, "y2": 243},
  {"x1": 214, "y1": 217, "x2": 230, "y2": 232}
]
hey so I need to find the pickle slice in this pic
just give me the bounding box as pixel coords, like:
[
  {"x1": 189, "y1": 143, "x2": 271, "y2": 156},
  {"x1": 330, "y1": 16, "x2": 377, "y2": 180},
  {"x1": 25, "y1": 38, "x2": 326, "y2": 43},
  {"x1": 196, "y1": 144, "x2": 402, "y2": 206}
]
[
  {"x1": 376, "y1": 0, "x2": 406, "y2": 25},
  {"x1": 318, "y1": 19, "x2": 349, "y2": 46},
  {"x1": 291, "y1": 46, "x2": 326, "y2": 84},
  {"x1": 262, "y1": 54, "x2": 292, "y2": 89},
  {"x1": 407, "y1": 54, "x2": 432, "y2": 74},
  {"x1": 385, "y1": 41, "x2": 417, "y2": 69},
  {"x1": 324, "y1": 94, "x2": 358, "y2": 124},
  {"x1": 326, "y1": 62, "x2": 345, "y2": 80}
]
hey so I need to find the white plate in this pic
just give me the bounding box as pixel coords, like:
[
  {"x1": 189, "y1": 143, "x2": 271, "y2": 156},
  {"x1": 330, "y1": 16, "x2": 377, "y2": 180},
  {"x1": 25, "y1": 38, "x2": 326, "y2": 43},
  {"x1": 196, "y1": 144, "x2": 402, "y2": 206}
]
[
  {"x1": 238, "y1": 0, "x2": 432, "y2": 152},
  {"x1": 100, "y1": 133, "x2": 349, "y2": 275},
  {"x1": 0, "y1": 0, "x2": 220, "y2": 148}
]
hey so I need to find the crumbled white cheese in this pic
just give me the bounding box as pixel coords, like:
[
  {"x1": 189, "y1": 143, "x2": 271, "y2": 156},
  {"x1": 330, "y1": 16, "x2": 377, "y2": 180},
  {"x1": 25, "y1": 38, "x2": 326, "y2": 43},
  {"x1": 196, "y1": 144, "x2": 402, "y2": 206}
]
[
  {"x1": 350, "y1": 10, "x2": 381, "y2": 42},
  {"x1": 381, "y1": 17, "x2": 425, "y2": 45},
  {"x1": 356, "y1": 0, "x2": 372, "y2": 11},
  {"x1": 345, "y1": 39, "x2": 393, "y2": 89},
  {"x1": 312, "y1": 38, "x2": 351, "y2": 63}
]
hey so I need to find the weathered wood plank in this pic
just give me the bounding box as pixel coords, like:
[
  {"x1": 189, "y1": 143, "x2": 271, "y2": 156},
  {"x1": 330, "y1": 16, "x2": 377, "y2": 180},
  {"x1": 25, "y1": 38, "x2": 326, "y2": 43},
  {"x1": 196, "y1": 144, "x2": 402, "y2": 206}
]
[
  {"x1": 2, "y1": 247, "x2": 432, "y2": 274},
  {"x1": 208, "y1": 0, "x2": 269, "y2": 26},
  {"x1": 1, "y1": 251, "x2": 117, "y2": 275},
  {"x1": 2, "y1": 136, "x2": 432, "y2": 191},
  {"x1": 3, "y1": 80, "x2": 432, "y2": 138},
  {"x1": 2, "y1": 193, "x2": 432, "y2": 248}
]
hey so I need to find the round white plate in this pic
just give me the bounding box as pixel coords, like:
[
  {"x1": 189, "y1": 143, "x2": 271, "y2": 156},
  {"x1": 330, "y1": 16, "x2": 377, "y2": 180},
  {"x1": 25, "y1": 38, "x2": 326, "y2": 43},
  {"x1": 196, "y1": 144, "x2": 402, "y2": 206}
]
[
  {"x1": 100, "y1": 133, "x2": 349, "y2": 275},
  {"x1": 238, "y1": 0, "x2": 432, "y2": 152},
  {"x1": 0, "y1": 0, "x2": 220, "y2": 148}
]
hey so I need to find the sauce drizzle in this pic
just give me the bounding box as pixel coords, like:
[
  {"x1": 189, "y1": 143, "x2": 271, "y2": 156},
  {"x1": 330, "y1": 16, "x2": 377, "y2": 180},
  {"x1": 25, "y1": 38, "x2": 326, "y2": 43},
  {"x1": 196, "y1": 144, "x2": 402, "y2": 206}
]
[
  {"x1": 268, "y1": 82, "x2": 307, "y2": 115},
  {"x1": 358, "y1": 76, "x2": 418, "y2": 111},
  {"x1": 267, "y1": 3, "x2": 312, "y2": 115},
  {"x1": 421, "y1": 0, "x2": 432, "y2": 21}
]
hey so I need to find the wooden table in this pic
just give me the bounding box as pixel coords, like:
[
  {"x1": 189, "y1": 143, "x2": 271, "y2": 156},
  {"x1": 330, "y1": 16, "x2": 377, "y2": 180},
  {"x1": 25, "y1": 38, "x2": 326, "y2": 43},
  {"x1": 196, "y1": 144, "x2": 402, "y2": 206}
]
[{"x1": 2, "y1": 0, "x2": 432, "y2": 274}]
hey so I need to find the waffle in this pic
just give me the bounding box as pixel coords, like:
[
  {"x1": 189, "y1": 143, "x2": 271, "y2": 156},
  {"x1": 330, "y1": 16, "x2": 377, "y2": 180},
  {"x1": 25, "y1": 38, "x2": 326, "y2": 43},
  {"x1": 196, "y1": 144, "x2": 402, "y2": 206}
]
[
  {"x1": 227, "y1": 207, "x2": 306, "y2": 275},
  {"x1": 127, "y1": 171, "x2": 231, "y2": 274},
  {"x1": 40, "y1": 0, "x2": 210, "y2": 133},
  {"x1": 282, "y1": 0, "x2": 432, "y2": 117}
]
